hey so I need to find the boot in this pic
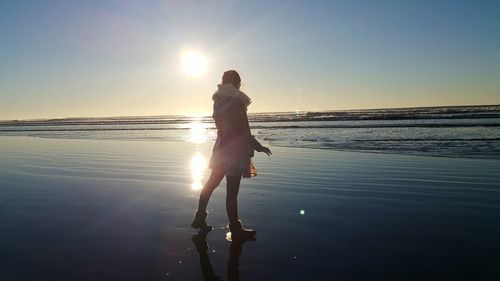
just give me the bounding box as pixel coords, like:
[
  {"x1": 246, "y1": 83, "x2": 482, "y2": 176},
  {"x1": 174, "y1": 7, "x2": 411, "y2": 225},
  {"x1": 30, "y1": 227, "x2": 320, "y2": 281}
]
[
  {"x1": 191, "y1": 210, "x2": 212, "y2": 232},
  {"x1": 228, "y1": 220, "x2": 256, "y2": 240}
]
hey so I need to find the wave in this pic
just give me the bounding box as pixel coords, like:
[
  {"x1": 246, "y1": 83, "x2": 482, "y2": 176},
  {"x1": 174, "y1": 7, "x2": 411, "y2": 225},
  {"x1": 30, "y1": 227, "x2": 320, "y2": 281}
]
[
  {"x1": 249, "y1": 105, "x2": 500, "y2": 122},
  {"x1": 1, "y1": 122, "x2": 500, "y2": 132},
  {"x1": 1, "y1": 105, "x2": 500, "y2": 160},
  {"x1": 352, "y1": 138, "x2": 500, "y2": 142},
  {"x1": 1, "y1": 105, "x2": 499, "y2": 126}
]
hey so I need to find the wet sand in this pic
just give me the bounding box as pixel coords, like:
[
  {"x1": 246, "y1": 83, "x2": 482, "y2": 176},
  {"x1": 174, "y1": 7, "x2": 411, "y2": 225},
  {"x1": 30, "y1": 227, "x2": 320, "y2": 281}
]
[{"x1": 1, "y1": 136, "x2": 499, "y2": 280}]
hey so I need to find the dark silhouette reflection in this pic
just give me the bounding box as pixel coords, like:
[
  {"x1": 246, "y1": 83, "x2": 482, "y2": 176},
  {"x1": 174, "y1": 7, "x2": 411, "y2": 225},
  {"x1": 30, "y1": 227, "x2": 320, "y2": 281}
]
[
  {"x1": 192, "y1": 230, "x2": 222, "y2": 281},
  {"x1": 192, "y1": 230, "x2": 255, "y2": 281}
]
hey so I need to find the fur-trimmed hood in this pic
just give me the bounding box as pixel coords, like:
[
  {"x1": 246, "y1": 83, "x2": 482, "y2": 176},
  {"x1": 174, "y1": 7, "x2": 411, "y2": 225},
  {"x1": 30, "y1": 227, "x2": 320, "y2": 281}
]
[{"x1": 212, "y1": 83, "x2": 252, "y2": 107}]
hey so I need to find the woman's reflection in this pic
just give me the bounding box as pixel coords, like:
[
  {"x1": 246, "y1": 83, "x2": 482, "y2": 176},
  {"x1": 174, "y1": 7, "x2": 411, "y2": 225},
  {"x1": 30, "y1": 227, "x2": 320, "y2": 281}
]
[{"x1": 192, "y1": 230, "x2": 255, "y2": 281}]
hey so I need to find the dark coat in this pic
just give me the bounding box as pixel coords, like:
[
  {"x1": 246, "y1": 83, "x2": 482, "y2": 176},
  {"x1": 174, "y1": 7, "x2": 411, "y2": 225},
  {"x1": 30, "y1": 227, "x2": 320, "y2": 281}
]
[{"x1": 209, "y1": 95, "x2": 264, "y2": 172}]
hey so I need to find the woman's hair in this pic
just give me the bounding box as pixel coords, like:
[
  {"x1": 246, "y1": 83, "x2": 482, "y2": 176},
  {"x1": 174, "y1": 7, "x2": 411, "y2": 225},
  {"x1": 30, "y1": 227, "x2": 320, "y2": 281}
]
[{"x1": 222, "y1": 70, "x2": 241, "y2": 88}]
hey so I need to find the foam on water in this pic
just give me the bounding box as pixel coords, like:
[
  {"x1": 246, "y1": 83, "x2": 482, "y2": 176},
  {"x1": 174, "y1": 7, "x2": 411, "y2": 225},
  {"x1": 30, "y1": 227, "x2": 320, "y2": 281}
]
[{"x1": 1, "y1": 105, "x2": 500, "y2": 159}]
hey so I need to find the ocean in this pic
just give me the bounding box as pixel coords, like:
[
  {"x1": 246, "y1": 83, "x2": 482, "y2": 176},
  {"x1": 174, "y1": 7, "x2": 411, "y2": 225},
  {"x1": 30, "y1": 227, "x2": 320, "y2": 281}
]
[{"x1": 1, "y1": 105, "x2": 499, "y2": 159}]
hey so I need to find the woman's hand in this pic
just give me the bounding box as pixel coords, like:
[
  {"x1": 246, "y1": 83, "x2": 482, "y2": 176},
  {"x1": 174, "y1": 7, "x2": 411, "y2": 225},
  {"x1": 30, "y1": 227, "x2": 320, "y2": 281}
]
[
  {"x1": 250, "y1": 136, "x2": 272, "y2": 156},
  {"x1": 261, "y1": 147, "x2": 272, "y2": 156}
]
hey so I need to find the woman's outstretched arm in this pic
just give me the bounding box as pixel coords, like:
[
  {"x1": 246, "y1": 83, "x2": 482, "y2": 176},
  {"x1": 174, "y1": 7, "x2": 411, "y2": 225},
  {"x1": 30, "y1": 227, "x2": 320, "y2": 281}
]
[{"x1": 249, "y1": 135, "x2": 272, "y2": 156}]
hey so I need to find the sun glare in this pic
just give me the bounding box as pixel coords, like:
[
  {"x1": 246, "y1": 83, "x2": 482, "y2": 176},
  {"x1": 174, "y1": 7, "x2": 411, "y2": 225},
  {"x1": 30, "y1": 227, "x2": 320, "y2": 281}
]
[
  {"x1": 187, "y1": 121, "x2": 208, "y2": 143},
  {"x1": 191, "y1": 152, "x2": 207, "y2": 190},
  {"x1": 180, "y1": 49, "x2": 208, "y2": 77}
]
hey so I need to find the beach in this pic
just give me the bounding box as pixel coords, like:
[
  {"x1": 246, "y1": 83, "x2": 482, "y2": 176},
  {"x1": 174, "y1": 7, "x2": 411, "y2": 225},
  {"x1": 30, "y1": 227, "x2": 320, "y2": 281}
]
[
  {"x1": 2, "y1": 0, "x2": 499, "y2": 279},
  {"x1": 1, "y1": 136, "x2": 499, "y2": 280}
]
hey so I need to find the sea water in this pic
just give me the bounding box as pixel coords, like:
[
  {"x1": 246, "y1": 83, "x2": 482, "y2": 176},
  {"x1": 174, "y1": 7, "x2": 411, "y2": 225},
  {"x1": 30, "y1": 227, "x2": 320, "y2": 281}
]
[{"x1": 1, "y1": 105, "x2": 499, "y2": 159}]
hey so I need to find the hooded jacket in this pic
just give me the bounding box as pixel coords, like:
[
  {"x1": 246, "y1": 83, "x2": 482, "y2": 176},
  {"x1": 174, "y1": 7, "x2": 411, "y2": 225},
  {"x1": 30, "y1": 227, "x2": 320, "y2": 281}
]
[{"x1": 210, "y1": 84, "x2": 264, "y2": 167}]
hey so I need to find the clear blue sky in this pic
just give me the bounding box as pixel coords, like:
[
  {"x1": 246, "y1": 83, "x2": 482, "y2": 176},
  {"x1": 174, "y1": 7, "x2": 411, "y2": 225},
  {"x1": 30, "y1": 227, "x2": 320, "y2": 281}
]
[{"x1": 1, "y1": 0, "x2": 499, "y2": 119}]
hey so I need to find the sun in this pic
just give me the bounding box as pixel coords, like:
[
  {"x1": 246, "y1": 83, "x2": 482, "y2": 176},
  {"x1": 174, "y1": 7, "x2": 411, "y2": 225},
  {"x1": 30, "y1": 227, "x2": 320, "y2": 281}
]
[{"x1": 180, "y1": 49, "x2": 208, "y2": 77}]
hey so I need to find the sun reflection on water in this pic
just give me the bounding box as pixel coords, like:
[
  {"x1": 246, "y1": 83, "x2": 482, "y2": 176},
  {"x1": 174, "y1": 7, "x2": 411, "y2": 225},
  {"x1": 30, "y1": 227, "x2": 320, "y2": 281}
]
[
  {"x1": 191, "y1": 152, "x2": 207, "y2": 190},
  {"x1": 187, "y1": 121, "x2": 208, "y2": 143}
]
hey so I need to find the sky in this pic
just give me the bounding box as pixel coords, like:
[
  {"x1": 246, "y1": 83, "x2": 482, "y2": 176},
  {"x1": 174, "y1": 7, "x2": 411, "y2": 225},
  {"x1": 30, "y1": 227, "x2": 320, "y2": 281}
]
[{"x1": 1, "y1": 0, "x2": 499, "y2": 120}]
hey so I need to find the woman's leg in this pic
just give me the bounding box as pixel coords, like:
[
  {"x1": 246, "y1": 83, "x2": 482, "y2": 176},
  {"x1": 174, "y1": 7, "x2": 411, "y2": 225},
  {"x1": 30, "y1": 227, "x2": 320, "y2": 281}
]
[
  {"x1": 197, "y1": 168, "x2": 226, "y2": 212},
  {"x1": 226, "y1": 175, "x2": 242, "y2": 224}
]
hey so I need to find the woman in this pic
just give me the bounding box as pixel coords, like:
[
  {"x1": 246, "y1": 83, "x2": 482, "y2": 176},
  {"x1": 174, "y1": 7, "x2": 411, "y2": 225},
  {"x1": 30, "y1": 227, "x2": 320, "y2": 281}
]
[{"x1": 191, "y1": 70, "x2": 271, "y2": 238}]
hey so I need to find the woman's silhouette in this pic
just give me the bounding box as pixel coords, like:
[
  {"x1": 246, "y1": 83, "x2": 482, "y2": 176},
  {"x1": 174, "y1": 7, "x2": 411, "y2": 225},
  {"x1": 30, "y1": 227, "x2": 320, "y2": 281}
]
[{"x1": 191, "y1": 70, "x2": 271, "y2": 238}]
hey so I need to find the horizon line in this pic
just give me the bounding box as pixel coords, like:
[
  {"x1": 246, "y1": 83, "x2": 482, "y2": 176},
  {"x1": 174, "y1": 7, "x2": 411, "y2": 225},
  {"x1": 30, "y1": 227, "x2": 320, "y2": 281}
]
[{"x1": 2, "y1": 103, "x2": 499, "y2": 122}]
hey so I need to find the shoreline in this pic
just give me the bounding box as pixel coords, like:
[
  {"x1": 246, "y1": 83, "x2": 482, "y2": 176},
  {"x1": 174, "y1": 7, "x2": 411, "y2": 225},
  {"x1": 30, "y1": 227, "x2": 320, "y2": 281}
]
[{"x1": 1, "y1": 135, "x2": 499, "y2": 162}]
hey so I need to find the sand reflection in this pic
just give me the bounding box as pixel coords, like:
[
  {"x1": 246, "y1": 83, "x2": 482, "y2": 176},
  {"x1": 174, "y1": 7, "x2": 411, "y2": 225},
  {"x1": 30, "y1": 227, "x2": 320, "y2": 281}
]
[{"x1": 191, "y1": 152, "x2": 207, "y2": 190}]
